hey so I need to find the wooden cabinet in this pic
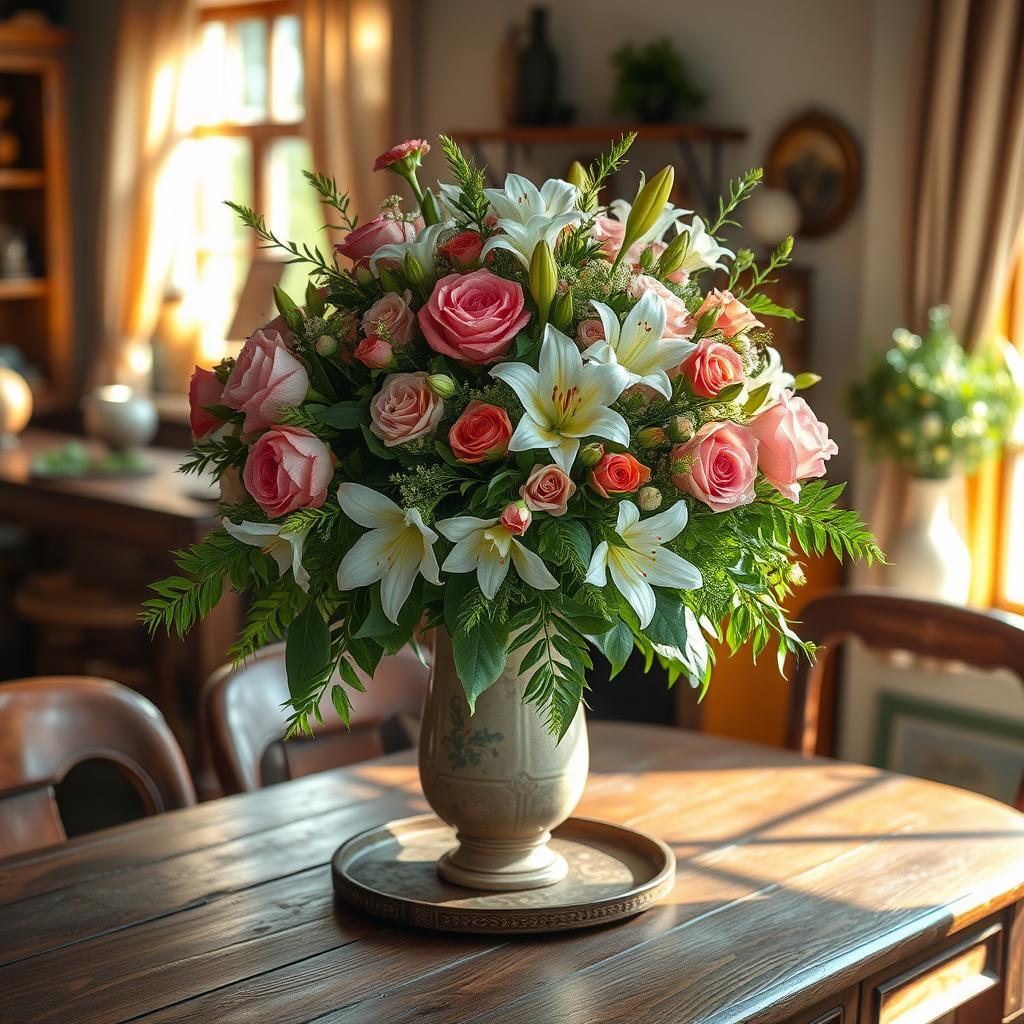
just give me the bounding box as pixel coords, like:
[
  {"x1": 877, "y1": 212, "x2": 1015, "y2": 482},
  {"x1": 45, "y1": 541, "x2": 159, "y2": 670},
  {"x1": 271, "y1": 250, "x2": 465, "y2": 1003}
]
[{"x1": 0, "y1": 23, "x2": 71, "y2": 412}]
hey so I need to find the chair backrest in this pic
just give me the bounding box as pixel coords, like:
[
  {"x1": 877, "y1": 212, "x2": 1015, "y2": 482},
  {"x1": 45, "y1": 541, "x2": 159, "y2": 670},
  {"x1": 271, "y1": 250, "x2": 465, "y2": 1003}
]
[
  {"x1": 786, "y1": 590, "x2": 1024, "y2": 777},
  {"x1": 0, "y1": 677, "x2": 196, "y2": 858},
  {"x1": 202, "y1": 642, "x2": 430, "y2": 794}
]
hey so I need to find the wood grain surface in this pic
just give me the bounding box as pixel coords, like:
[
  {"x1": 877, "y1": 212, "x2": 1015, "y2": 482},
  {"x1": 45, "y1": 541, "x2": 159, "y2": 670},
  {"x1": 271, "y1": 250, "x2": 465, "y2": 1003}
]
[{"x1": 0, "y1": 723, "x2": 1022, "y2": 1024}]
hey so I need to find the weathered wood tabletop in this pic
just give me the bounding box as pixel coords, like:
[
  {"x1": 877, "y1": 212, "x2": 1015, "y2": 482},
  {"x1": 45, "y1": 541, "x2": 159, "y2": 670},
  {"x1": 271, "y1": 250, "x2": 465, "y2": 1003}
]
[{"x1": 0, "y1": 723, "x2": 1022, "y2": 1024}]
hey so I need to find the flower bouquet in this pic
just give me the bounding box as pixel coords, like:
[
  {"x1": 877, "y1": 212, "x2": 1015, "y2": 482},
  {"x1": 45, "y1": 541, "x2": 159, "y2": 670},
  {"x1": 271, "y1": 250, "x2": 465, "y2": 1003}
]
[{"x1": 145, "y1": 133, "x2": 879, "y2": 893}]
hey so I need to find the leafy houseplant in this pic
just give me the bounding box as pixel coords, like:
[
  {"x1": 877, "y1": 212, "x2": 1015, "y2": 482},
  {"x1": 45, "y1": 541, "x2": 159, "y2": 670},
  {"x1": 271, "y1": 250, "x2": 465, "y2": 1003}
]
[
  {"x1": 144, "y1": 133, "x2": 879, "y2": 890},
  {"x1": 610, "y1": 39, "x2": 705, "y2": 124}
]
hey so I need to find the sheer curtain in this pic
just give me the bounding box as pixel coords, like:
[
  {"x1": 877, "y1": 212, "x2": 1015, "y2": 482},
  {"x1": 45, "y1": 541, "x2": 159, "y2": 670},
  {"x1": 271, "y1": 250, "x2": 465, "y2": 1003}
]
[
  {"x1": 93, "y1": 1, "x2": 199, "y2": 391},
  {"x1": 301, "y1": 0, "x2": 418, "y2": 236}
]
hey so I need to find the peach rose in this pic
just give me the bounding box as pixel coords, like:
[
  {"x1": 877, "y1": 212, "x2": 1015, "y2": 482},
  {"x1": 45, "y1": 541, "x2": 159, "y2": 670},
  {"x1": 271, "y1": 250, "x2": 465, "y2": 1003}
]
[
  {"x1": 354, "y1": 334, "x2": 394, "y2": 370},
  {"x1": 749, "y1": 391, "x2": 838, "y2": 500},
  {"x1": 369, "y1": 371, "x2": 444, "y2": 447},
  {"x1": 222, "y1": 329, "x2": 309, "y2": 434},
  {"x1": 439, "y1": 231, "x2": 484, "y2": 270},
  {"x1": 576, "y1": 318, "x2": 605, "y2": 349},
  {"x1": 589, "y1": 452, "x2": 651, "y2": 499},
  {"x1": 335, "y1": 215, "x2": 416, "y2": 266},
  {"x1": 419, "y1": 270, "x2": 531, "y2": 364},
  {"x1": 448, "y1": 400, "x2": 512, "y2": 464},
  {"x1": 499, "y1": 501, "x2": 532, "y2": 536},
  {"x1": 695, "y1": 289, "x2": 763, "y2": 338},
  {"x1": 361, "y1": 290, "x2": 416, "y2": 345},
  {"x1": 629, "y1": 275, "x2": 696, "y2": 341},
  {"x1": 242, "y1": 426, "x2": 332, "y2": 518},
  {"x1": 520, "y1": 464, "x2": 576, "y2": 517},
  {"x1": 681, "y1": 339, "x2": 746, "y2": 398},
  {"x1": 188, "y1": 366, "x2": 223, "y2": 438},
  {"x1": 591, "y1": 215, "x2": 627, "y2": 260},
  {"x1": 672, "y1": 421, "x2": 758, "y2": 512}
]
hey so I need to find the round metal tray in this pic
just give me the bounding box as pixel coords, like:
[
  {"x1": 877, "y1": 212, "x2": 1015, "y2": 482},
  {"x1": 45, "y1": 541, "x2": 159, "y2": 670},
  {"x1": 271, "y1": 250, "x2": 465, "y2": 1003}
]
[{"x1": 331, "y1": 813, "x2": 675, "y2": 934}]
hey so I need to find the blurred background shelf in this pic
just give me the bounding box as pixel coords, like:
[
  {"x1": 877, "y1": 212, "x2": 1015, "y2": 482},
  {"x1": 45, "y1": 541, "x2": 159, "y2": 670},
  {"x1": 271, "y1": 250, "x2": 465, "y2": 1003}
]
[
  {"x1": 0, "y1": 168, "x2": 44, "y2": 189},
  {"x1": 0, "y1": 276, "x2": 46, "y2": 299}
]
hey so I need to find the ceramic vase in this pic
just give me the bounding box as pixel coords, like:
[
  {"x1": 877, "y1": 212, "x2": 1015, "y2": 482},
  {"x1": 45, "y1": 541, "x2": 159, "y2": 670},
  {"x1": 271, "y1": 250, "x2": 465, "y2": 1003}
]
[
  {"x1": 418, "y1": 631, "x2": 589, "y2": 892},
  {"x1": 887, "y1": 475, "x2": 971, "y2": 604}
]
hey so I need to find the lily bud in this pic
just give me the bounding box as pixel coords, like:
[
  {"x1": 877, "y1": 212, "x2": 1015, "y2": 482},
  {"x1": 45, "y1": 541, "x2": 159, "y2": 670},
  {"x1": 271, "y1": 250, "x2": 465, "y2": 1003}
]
[
  {"x1": 529, "y1": 240, "x2": 557, "y2": 327},
  {"x1": 426, "y1": 373, "x2": 457, "y2": 398},
  {"x1": 578, "y1": 442, "x2": 605, "y2": 468},
  {"x1": 551, "y1": 289, "x2": 574, "y2": 331},
  {"x1": 273, "y1": 286, "x2": 303, "y2": 334},
  {"x1": 420, "y1": 189, "x2": 440, "y2": 227},
  {"x1": 567, "y1": 161, "x2": 594, "y2": 211},
  {"x1": 793, "y1": 372, "x2": 821, "y2": 390},
  {"x1": 355, "y1": 265, "x2": 376, "y2": 287},
  {"x1": 378, "y1": 266, "x2": 403, "y2": 294},
  {"x1": 638, "y1": 245, "x2": 656, "y2": 272},
  {"x1": 616, "y1": 165, "x2": 675, "y2": 268},
  {"x1": 656, "y1": 230, "x2": 690, "y2": 279},
  {"x1": 314, "y1": 334, "x2": 338, "y2": 357},
  {"x1": 405, "y1": 253, "x2": 426, "y2": 285},
  {"x1": 668, "y1": 414, "x2": 695, "y2": 443},
  {"x1": 637, "y1": 486, "x2": 663, "y2": 512},
  {"x1": 635, "y1": 426, "x2": 667, "y2": 449}
]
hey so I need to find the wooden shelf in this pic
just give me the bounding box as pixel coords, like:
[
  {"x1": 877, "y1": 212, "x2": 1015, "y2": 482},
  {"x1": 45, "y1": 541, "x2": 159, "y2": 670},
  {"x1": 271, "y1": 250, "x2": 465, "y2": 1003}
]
[
  {"x1": 0, "y1": 277, "x2": 46, "y2": 299},
  {"x1": 450, "y1": 123, "x2": 747, "y2": 145},
  {"x1": 0, "y1": 168, "x2": 44, "y2": 189}
]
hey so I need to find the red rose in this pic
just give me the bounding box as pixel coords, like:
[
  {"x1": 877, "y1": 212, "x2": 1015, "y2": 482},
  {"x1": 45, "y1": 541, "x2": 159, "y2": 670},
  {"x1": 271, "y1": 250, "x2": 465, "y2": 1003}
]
[
  {"x1": 589, "y1": 452, "x2": 651, "y2": 499},
  {"x1": 448, "y1": 400, "x2": 512, "y2": 464},
  {"x1": 188, "y1": 366, "x2": 223, "y2": 439},
  {"x1": 681, "y1": 339, "x2": 745, "y2": 398},
  {"x1": 439, "y1": 231, "x2": 484, "y2": 270}
]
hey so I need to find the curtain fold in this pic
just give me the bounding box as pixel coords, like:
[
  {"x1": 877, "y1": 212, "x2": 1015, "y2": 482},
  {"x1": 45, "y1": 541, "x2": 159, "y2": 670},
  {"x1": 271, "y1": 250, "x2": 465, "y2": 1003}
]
[
  {"x1": 93, "y1": 0, "x2": 198, "y2": 390},
  {"x1": 301, "y1": 0, "x2": 417, "y2": 236}
]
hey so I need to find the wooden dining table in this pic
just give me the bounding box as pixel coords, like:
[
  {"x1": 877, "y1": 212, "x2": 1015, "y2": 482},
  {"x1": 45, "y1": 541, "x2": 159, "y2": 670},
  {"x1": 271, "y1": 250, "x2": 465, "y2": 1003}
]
[{"x1": 1, "y1": 723, "x2": 1023, "y2": 1024}]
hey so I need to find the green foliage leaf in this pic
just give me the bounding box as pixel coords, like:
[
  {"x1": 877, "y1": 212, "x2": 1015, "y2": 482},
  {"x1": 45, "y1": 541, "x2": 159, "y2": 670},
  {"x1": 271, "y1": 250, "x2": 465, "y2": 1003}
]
[
  {"x1": 452, "y1": 618, "x2": 508, "y2": 712},
  {"x1": 285, "y1": 601, "x2": 332, "y2": 700},
  {"x1": 589, "y1": 617, "x2": 633, "y2": 678},
  {"x1": 317, "y1": 400, "x2": 365, "y2": 430}
]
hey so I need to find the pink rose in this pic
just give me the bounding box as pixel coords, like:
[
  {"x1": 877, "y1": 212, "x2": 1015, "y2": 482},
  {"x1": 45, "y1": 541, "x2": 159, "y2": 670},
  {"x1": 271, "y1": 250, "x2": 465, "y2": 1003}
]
[
  {"x1": 369, "y1": 371, "x2": 444, "y2": 447},
  {"x1": 520, "y1": 464, "x2": 576, "y2": 517},
  {"x1": 354, "y1": 334, "x2": 394, "y2": 369},
  {"x1": 242, "y1": 426, "x2": 333, "y2": 518},
  {"x1": 448, "y1": 400, "x2": 512, "y2": 464},
  {"x1": 439, "y1": 231, "x2": 484, "y2": 270},
  {"x1": 500, "y1": 501, "x2": 532, "y2": 536},
  {"x1": 335, "y1": 215, "x2": 416, "y2": 266},
  {"x1": 672, "y1": 421, "x2": 758, "y2": 512},
  {"x1": 576, "y1": 318, "x2": 605, "y2": 349},
  {"x1": 591, "y1": 215, "x2": 627, "y2": 260},
  {"x1": 418, "y1": 270, "x2": 531, "y2": 365},
  {"x1": 188, "y1": 366, "x2": 223, "y2": 438},
  {"x1": 630, "y1": 275, "x2": 696, "y2": 341},
  {"x1": 222, "y1": 329, "x2": 309, "y2": 434},
  {"x1": 589, "y1": 452, "x2": 651, "y2": 499},
  {"x1": 695, "y1": 289, "x2": 763, "y2": 338},
  {"x1": 373, "y1": 138, "x2": 430, "y2": 172},
  {"x1": 361, "y1": 290, "x2": 416, "y2": 345},
  {"x1": 749, "y1": 391, "x2": 838, "y2": 501},
  {"x1": 681, "y1": 339, "x2": 746, "y2": 398}
]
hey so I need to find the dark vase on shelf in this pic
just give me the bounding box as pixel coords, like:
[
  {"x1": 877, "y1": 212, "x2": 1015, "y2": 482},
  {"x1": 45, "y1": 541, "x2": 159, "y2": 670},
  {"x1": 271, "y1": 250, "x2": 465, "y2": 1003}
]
[{"x1": 517, "y1": 7, "x2": 558, "y2": 125}]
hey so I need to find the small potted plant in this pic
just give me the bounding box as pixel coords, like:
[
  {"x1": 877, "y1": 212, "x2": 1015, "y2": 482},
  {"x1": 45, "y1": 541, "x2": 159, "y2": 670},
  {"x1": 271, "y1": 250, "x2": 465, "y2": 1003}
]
[
  {"x1": 847, "y1": 305, "x2": 1021, "y2": 602},
  {"x1": 610, "y1": 39, "x2": 704, "y2": 124}
]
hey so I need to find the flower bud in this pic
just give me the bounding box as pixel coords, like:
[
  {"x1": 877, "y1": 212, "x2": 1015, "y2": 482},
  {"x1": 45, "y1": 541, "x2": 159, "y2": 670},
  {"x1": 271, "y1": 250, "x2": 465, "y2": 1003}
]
[
  {"x1": 656, "y1": 230, "x2": 690, "y2": 278},
  {"x1": 635, "y1": 426, "x2": 667, "y2": 449},
  {"x1": 314, "y1": 334, "x2": 338, "y2": 357},
  {"x1": 420, "y1": 189, "x2": 440, "y2": 227},
  {"x1": 529, "y1": 239, "x2": 557, "y2": 327},
  {"x1": 426, "y1": 373, "x2": 457, "y2": 398},
  {"x1": 551, "y1": 289, "x2": 574, "y2": 331},
  {"x1": 618, "y1": 165, "x2": 675, "y2": 266},
  {"x1": 637, "y1": 486, "x2": 662, "y2": 511},
  {"x1": 405, "y1": 253, "x2": 426, "y2": 285},
  {"x1": 355, "y1": 265, "x2": 376, "y2": 287},
  {"x1": 668, "y1": 415, "x2": 695, "y2": 443},
  {"x1": 499, "y1": 500, "x2": 532, "y2": 536},
  {"x1": 567, "y1": 160, "x2": 589, "y2": 192},
  {"x1": 578, "y1": 442, "x2": 605, "y2": 468},
  {"x1": 378, "y1": 266, "x2": 403, "y2": 293},
  {"x1": 638, "y1": 245, "x2": 656, "y2": 272}
]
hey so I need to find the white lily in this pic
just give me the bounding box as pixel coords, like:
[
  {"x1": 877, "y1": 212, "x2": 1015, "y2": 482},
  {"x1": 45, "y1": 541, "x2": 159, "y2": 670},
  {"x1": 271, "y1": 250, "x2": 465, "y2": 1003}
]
[
  {"x1": 435, "y1": 182, "x2": 477, "y2": 222},
  {"x1": 484, "y1": 173, "x2": 579, "y2": 224},
  {"x1": 586, "y1": 291, "x2": 696, "y2": 399},
  {"x1": 608, "y1": 196, "x2": 690, "y2": 248},
  {"x1": 671, "y1": 215, "x2": 734, "y2": 274},
  {"x1": 480, "y1": 211, "x2": 582, "y2": 270},
  {"x1": 742, "y1": 346, "x2": 796, "y2": 411},
  {"x1": 369, "y1": 220, "x2": 455, "y2": 277},
  {"x1": 223, "y1": 519, "x2": 310, "y2": 593},
  {"x1": 436, "y1": 516, "x2": 558, "y2": 599},
  {"x1": 584, "y1": 500, "x2": 702, "y2": 628},
  {"x1": 336, "y1": 483, "x2": 441, "y2": 623},
  {"x1": 490, "y1": 324, "x2": 631, "y2": 472}
]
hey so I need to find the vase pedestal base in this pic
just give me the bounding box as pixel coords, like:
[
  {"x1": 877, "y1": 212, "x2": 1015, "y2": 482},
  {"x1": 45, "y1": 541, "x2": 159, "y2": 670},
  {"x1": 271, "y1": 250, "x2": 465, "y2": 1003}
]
[
  {"x1": 332, "y1": 813, "x2": 675, "y2": 934},
  {"x1": 437, "y1": 831, "x2": 568, "y2": 891}
]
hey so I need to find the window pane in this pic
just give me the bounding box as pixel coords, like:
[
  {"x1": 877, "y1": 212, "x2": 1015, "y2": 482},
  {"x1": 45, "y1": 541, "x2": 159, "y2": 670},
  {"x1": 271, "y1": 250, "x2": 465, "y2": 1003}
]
[
  {"x1": 195, "y1": 18, "x2": 268, "y2": 125},
  {"x1": 195, "y1": 137, "x2": 253, "y2": 249},
  {"x1": 271, "y1": 15, "x2": 304, "y2": 122},
  {"x1": 266, "y1": 137, "x2": 323, "y2": 299},
  {"x1": 194, "y1": 21, "x2": 228, "y2": 125}
]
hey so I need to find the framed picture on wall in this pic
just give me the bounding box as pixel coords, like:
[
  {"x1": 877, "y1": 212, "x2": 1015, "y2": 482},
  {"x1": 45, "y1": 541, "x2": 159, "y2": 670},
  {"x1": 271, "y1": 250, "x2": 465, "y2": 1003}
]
[{"x1": 873, "y1": 692, "x2": 1024, "y2": 805}]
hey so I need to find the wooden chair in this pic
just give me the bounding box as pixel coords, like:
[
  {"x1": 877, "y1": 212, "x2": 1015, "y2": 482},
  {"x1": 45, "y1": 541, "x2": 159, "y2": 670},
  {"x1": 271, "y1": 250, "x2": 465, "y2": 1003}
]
[
  {"x1": 202, "y1": 642, "x2": 430, "y2": 794},
  {"x1": 0, "y1": 676, "x2": 196, "y2": 859},
  {"x1": 785, "y1": 589, "x2": 1024, "y2": 810}
]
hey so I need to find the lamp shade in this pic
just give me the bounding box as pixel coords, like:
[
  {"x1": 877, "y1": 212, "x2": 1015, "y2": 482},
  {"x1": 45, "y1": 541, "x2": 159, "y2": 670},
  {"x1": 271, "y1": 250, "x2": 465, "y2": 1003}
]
[{"x1": 0, "y1": 365, "x2": 32, "y2": 447}]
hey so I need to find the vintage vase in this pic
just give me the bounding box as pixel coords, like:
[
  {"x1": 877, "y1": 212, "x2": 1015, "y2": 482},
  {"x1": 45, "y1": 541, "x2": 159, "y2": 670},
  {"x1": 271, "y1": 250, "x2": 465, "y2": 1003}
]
[{"x1": 418, "y1": 631, "x2": 589, "y2": 892}]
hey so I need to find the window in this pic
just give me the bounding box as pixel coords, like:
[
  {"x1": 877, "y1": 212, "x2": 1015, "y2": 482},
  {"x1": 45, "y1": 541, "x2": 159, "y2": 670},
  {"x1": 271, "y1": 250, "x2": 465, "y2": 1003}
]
[{"x1": 159, "y1": 1, "x2": 320, "y2": 388}]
